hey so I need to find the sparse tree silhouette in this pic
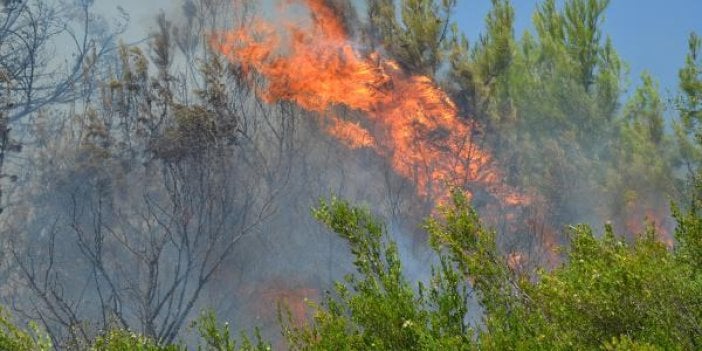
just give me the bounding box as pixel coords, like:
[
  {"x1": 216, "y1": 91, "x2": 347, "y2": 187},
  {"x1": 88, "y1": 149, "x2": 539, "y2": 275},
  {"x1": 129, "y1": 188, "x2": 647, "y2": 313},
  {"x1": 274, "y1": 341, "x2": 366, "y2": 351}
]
[
  {"x1": 5, "y1": 3, "x2": 296, "y2": 346},
  {"x1": 0, "y1": 0, "x2": 123, "y2": 209}
]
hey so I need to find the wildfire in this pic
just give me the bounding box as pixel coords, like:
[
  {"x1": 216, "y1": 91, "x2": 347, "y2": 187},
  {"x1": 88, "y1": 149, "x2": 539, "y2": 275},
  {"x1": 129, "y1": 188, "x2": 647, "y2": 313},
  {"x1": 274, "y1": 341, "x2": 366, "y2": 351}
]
[
  {"x1": 211, "y1": 0, "x2": 528, "y2": 207},
  {"x1": 625, "y1": 207, "x2": 673, "y2": 247}
]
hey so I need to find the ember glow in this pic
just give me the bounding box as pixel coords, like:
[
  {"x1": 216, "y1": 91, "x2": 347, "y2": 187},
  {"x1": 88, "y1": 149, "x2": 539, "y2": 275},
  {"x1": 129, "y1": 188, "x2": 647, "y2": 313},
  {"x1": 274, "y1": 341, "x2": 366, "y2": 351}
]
[
  {"x1": 625, "y1": 207, "x2": 673, "y2": 247},
  {"x1": 211, "y1": 0, "x2": 528, "y2": 207}
]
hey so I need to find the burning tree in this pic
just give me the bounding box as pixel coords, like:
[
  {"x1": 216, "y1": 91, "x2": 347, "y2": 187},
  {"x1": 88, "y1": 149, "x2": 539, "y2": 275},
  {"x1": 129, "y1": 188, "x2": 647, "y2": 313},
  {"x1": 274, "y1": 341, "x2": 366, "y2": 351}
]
[{"x1": 211, "y1": 0, "x2": 529, "y2": 209}]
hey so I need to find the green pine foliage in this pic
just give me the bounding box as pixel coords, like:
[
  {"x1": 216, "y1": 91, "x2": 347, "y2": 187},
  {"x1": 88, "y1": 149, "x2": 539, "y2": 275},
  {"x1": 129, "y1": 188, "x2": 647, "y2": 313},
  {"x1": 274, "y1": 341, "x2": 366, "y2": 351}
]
[
  {"x1": 279, "y1": 197, "x2": 472, "y2": 350},
  {"x1": 367, "y1": 0, "x2": 457, "y2": 76},
  {"x1": 674, "y1": 33, "x2": 702, "y2": 188},
  {"x1": 195, "y1": 311, "x2": 271, "y2": 351},
  {"x1": 0, "y1": 309, "x2": 52, "y2": 351},
  {"x1": 0, "y1": 312, "x2": 272, "y2": 351},
  {"x1": 280, "y1": 191, "x2": 702, "y2": 350},
  {"x1": 438, "y1": 0, "x2": 680, "y2": 231},
  {"x1": 91, "y1": 330, "x2": 182, "y2": 351}
]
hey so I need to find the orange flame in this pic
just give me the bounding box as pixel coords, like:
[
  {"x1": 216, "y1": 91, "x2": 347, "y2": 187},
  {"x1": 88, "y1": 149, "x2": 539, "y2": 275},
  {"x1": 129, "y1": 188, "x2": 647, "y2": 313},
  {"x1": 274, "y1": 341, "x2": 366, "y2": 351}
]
[
  {"x1": 212, "y1": 0, "x2": 528, "y2": 207},
  {"x1": 324, "y1": 114, "x2": 375, "y2": 149},
  {"x1": 625, "y1": 207, "x2": 673, "y2": 247}
]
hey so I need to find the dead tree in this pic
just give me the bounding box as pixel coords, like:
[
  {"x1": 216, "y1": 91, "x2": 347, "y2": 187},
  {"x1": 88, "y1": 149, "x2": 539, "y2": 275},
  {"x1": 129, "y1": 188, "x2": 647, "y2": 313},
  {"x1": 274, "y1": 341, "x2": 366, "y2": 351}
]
[
  {"x1": 0, "y1": 0, "x2": 124, "y2": 209},
  {"x1": 6, "y1": 4, "x2": 294, "y2": 346}
]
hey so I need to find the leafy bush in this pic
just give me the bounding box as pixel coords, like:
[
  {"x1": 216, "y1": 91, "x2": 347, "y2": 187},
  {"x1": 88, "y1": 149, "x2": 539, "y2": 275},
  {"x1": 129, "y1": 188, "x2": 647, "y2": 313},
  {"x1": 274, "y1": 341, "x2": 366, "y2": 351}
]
[
  {"x1": 278, "y1": 191, "x2": 702, "y2": 350},
  {"x1": 0, "y1": 309, "x2": 51, "y2": 351}
]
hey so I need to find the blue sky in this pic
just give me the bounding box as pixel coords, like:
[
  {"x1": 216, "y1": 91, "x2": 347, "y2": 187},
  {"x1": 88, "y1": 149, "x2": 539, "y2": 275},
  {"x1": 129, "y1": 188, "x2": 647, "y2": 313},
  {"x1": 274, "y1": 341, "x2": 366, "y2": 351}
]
[
  {"x1": 455, "y1": 0, "x2": 702, "y2": 96},
  {"x1": 107, "y1": 0, "x2": 701, "y2": 96}
]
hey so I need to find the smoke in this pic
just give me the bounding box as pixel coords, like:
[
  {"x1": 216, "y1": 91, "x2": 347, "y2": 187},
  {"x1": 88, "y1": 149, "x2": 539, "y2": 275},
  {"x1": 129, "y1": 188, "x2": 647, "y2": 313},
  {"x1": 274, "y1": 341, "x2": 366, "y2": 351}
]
[
  {"x1": 0, "y1": 1, "x2": 528, "y2": 343},
  {"x1": 0, "y1": 0, "x2": 681, "y2": 347}
]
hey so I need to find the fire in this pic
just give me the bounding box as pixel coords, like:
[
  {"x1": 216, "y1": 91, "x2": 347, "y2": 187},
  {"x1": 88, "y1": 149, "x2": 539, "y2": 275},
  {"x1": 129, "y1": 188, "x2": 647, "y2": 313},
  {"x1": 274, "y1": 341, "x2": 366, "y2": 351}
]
[
  {"x1": 324, "y1": 114, "x2": 375, "y2": 149},
  {"x1": 625, "y1": 206, "x2": 673, "y2": 247},
  {"x1": 211, "y1": 0, "x2": 528, "y2": 206}
]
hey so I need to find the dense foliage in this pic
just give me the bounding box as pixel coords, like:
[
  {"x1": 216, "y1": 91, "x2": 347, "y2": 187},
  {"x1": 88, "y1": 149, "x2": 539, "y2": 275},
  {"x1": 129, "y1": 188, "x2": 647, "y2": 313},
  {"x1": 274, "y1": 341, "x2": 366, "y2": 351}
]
[
  {"x1": 0, "y1": 311, "x2": 271, "y2": 351},
  {"x1": 275, "y1": 191, "x2": 702, "y2": 350}
]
